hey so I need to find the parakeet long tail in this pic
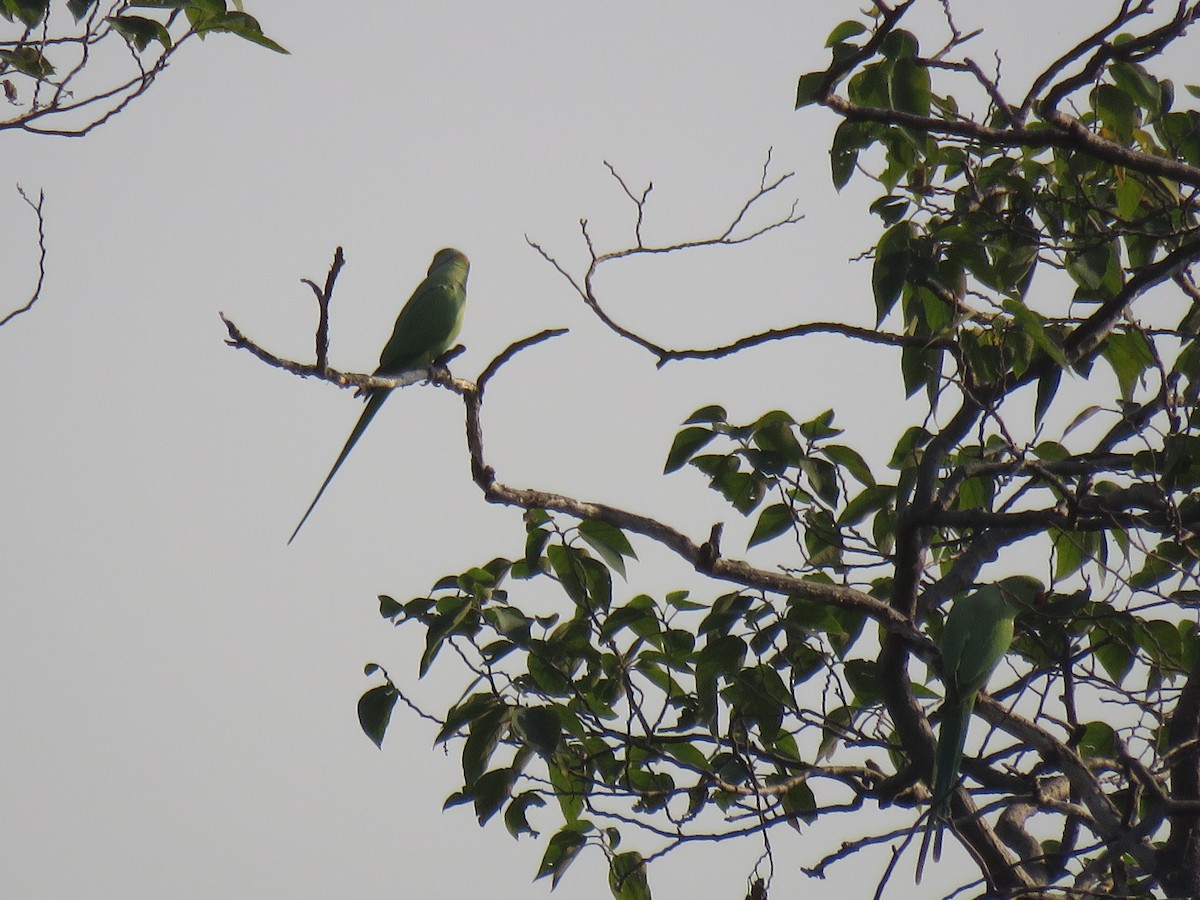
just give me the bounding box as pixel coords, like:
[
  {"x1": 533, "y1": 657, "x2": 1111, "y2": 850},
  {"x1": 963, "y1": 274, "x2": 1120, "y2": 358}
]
[
  {"x1": 287, "y1": 390, "x2": 390, "y2": 545},
  {"x1": 915, "y1": 694, "x2": 974, "y2": 882}
]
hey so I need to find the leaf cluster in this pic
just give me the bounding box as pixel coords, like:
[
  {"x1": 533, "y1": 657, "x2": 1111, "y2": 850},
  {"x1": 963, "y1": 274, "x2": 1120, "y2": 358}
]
[
  {"x1": 333, "y1": 3, "x2": 1200, "y2": 897},
  {"x1": 0, "y1": 0, "x2": 284, "y2": 136}
]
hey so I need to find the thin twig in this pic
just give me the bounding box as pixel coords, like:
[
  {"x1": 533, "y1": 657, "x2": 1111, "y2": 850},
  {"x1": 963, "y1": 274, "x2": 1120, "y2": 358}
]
[
  {"x1": 0, "y1": 186, "x2": 47, "y2": 328},
  {"x1": 299, "y1": 246, "x2": 345, "y2": 373}
]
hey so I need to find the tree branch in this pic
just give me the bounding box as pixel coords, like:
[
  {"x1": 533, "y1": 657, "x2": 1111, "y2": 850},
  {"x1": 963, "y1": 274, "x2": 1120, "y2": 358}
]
[{"x1": 0, "y1": 185, "x2": 46, "y2": 328}]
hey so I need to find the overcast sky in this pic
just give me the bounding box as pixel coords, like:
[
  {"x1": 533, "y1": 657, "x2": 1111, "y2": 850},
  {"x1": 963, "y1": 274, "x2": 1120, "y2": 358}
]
[{"x1": 2, "y1": 3, "x2": 1189, "y2": 898}]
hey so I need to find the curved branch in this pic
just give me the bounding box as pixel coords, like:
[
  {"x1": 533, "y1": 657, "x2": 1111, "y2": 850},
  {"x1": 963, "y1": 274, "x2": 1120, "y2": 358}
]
[
  {"x1": 0, "y1": 186, "x2": 46, "y2": 328},
  {"x1": 453, "y1": 352, "x2": 930, "y2": 649},
  {"x1": 654, "y1": 321, "x2": 947, "y2": 366},
  {"x1": 526, "y1": 154, "x2": 806, "y2": 364}
]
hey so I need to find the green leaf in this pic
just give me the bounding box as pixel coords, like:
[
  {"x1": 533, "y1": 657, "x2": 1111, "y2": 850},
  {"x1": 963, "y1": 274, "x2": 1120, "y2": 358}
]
[
  {"x1": 1131, "y1": 551, "x2": 1174, "y2": 590},
  {"x1": 956, "y1": 475, "x2": 992, "y2": 511},
  {"x1": 664, "y1": 426, "x2": 715, "y2": 473},
  {"x1": 524, "y1": 526, "x2": 550, "y2": 572},
  {"x1": 1065, "y1": 239, "x2": 1122, "y2": 301},
  {"x1": 608, "y1": 851, "x2": 650, "y2": 900},
  {"x1": 781, "y1": 780, "x2": 817, "y2": 824},
  {"x1": 357, "y1": 684, "x2": 396, "y2": 749},
  {"x1": 183, "y1": 0, "x2": 226, "y2": 28},
  {"x1": 799, "y1": 408, "x2": 841, "y2": 440},
  {"x1": 830, "y1": 120, "x2": 873, "y2": 191},
  {"x1": 694, "y1": 455, "x2": 766, "y2": 515},
  {"x1": 753, "y1": 409, "x2": 802, "y2": 448},
  {"x1": 536, "y1": 824, "x2": 588, "y2": 886},
  {"x1": 870, "y1": 194, "x2": 910, "y2": 226},
  {"x1": 987, "y1": 219, "x2": 1039, "y2": 298},
  {"x1": 889, "y1": 425, "x2": 931, "y2": 469},
  {"x1": 601, "y1": 596, "x2": 660, "y2": 640},
  {"x1": 1034, "y1": 366, "x2": 1061, "y2": 428},
  {"x1": 696, "y1": 634, "x2": 747, "y2": 722},
  {"x1": 1051, "y1": 528, "x2": 1086, "y2": 580},
  {"x1": 889, "y1": 55, "x2": 931, "y2": 116},
  {"x1": 683, "y1": 404, "x2": 727, "y2": 425},
  {"x1": 462, "y1": 703, "x2": 511, "y2": 785},
  {"x1": 419, "y1": 596, "x2": 476, "y2": 676},
  {"x1": 67, "y1": 0, "x2": 96, "y2": 20},
  {"x1": 457, "y1": 565, "x2": 497, "y2": 596},
  {"x1": 1063, "y1": 404, "x2": 1102, "y2": 438},
  {"x1": 193, "y1": 10, "x2": 288, "y2": 53},
  {"x1": 905, "y1": 343, "x2": 944, "y2": 399},
  {"x1": 1116, "y1": 173, "x2": 1145, "y2": 219},
  {"x1": 824, "y1": 443, "x2": 875, "y2": 487},
  {"x1": 1093, "y1": 83, "x2": 1138, "y2": 143},
  {"x1": 515, "y1": 706, "x2": 561, "y2": 758},
  {"x1": 844, "y1": 658, "x2": 882, "y2": 705},
  {"x1": 664, "y1": 740, "x2": 710, "y2": 772},
  {"x1": 873, "y1": 221, "x2": 914, "y2": 323},
  {"x1": 1155, "y1": 111, "x2": 1200, "y2": 166},
  {"x1": 578, "y1": 520, "x2": 637, "y2": 578},
  {"x1": 818, "y1": 705, "x2": 855, "y2": 760},
  {"x1": 795, "y1": 70, "x2": 826, "y2": 109},
  {"x1": 801, "y1": 457, "x2": 839, "y2": 505},
  {"x1": 472, "y1": 767, "x2": 517, "y2": 825},
  {"x1": 1, "y1": 0, "x2": 48, "y2": 26},
  {"x1": 1110, "y1": 62, "x2": 1162, "y2": 119},
  {"x1": 838, "y1": 484, "x2": 894, "y2": 526},
  {"x1": 1102, "y1": 329, "x2": 1155, "y2": 400},
  {"x1": 1001, "y1": 299, "x2": 1068, "y2": 367},
  {"x1": 825, "y1": 19, "x2": 866, "y2": 47},
  {"x1": 665, "y1": 590, "x2": 704, "y2": 611},
  {"x1": 579, "y1": 554, "x2": 613, "y2": 611},
  {"x1": 548, "y1": 753, "x2": 589, "y2": 822},
  {"x1": 108, "y1": 15, "x2": 173, "y2": 50},
  {"x1": 1091, "y1": 631, "x2": 1134, "y2": 685},
  {"x1": 546, "y1": 544, "x2": 589, "y2": 606},
  {"x1": 881, "y1": 28, "x2": 919, "y2": 60},
  {"x1": 1140, "y1": 618, "x2": 1185, "y2": 670},
  {"x1": 504, "y1": 790, "x2": 545, "y2": 839},
  {"x1": 748, "y1": 503, "x2": 793, "y2": 548},
  {"x1": 0, "y1": 46, "x2": 54, "y2": 80}
]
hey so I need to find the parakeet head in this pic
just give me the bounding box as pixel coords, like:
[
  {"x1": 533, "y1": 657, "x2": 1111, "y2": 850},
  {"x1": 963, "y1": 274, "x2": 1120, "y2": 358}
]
[
  {"x1": 997, "y1": 575, "x2": 1045, "y2": 612},
  {"x1": 429, "y1": 248, "x2": 470, "y2": 281}
]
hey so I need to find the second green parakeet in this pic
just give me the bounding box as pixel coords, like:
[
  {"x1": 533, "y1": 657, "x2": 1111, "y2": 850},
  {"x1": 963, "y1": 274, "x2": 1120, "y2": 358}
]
[
  {"x1": 915, "y1": 578, "x2": 1033, "y2": 881},
  {"x1": 288, "y1": 248, "x2": 470, "y2": 544}
]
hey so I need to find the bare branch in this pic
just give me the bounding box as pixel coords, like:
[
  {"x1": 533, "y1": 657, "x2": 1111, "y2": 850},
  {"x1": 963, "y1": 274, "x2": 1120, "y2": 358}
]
[
  {"x1": 452, "y1": 352, "x2": 931, "y2": 649},
  {"x1": 476, "y1": 328, "x2": 569, "y2": 393},
  {"x1": 528, "y1": 155, "x2": 805, "y2": 363},
  {"x1": 219, "y1": 310, "x2": 472, "y2": 395},
  {"x1": 1019, "y1": 0, "x2": 1152, "y2": 119},
  {"x1": 0, "y1": 186, "x2": 46, "y2": 328},
  {"x1": 655, "y1": 321, "x2": 947, "y2": 366},
  {"x1": 298, "y1": 246, "x2": 345, "y2": 373}
]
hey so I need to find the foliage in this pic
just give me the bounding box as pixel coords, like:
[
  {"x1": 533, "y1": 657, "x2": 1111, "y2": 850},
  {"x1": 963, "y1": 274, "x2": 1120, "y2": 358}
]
[
  {"x1": 0, "y1": 0, "x2": 284, "y2": 136},
  {"x1": 238, "y1": 1, "x2": 1200, "y2": 897},
  {"x1": 1, "y1": 0, "x2": 283, "y2": 325}
]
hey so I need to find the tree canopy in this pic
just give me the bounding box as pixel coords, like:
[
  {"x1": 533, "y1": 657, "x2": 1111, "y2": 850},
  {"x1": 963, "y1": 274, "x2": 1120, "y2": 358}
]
[
  {"x1": 232, "y1": 2, "x2": 1200, "y2": 897},
  {"x1": 2, "y1": 0, "x2": 284, "y2": 326}
]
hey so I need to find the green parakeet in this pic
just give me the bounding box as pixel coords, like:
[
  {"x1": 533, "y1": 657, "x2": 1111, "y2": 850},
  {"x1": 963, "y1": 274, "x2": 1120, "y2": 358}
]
[
  {"x1": 915, "y1": 579, "x2": 1030, "y2": 882},
  {"x1": 287, "y1": 248, "x2": 470, "y2": 544}
]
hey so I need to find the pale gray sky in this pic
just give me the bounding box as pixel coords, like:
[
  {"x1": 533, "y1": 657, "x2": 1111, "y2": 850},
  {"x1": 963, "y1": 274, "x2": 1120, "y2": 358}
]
[{"x1": 1, "y1": 2, "x2": 1186, "y2": 898}]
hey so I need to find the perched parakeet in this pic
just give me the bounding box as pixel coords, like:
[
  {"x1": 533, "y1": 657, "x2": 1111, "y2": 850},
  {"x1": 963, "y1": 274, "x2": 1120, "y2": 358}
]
[
  {"x1": 915, "y1": 579, "x2": 1031, "y2": 882},
  {"x1": 287, "y1": 248, "x2": 469, "y2": 544}
]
